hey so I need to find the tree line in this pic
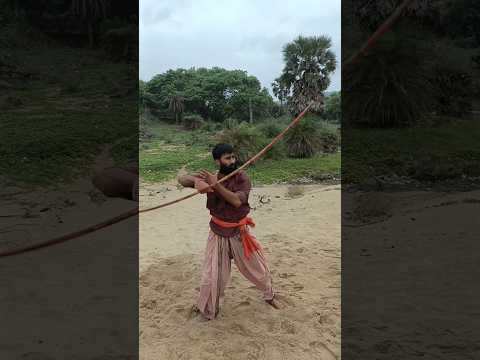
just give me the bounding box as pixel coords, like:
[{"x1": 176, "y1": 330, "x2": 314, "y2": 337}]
[{"x1": 140, "y1": 36, "x2": 339, "y2": 124}]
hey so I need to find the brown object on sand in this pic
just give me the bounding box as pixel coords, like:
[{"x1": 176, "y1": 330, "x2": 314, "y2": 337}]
[{"x1": 92, "y1": 165, "x2": 138, "y2": 201}]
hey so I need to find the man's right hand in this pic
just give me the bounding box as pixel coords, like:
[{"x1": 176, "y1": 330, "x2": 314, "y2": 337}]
[{"x1": 194, "y1": 179, "x2": 214, "y2": 194}]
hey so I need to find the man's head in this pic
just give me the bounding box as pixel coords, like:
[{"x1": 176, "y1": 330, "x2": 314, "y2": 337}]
[{"x1": 212, "y1": 143, "x2": 238, "y2": 175}]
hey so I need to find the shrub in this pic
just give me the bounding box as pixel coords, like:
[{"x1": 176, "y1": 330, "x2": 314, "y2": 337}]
[
  {"x1": 200, "y1": 121, "x2": 213, "y2": 132},
  {"x1": 201, "y1": 121, "x2": 222, "y2": 132},
  {"x1": 260, "y1": 138, "x2": 287, "y2": 160},
  {"x1": 216, "y1": 123, "x2": 266, "y2": 164},
  {"x1": 284, "y1": 119, "x2": 320, "y2": 158},
  {"x1": 432, "y1": 68, "x2": 473, "y2": 117},
  {"x1": 224, "y1": 117, "x2": 239, "y2": 130},
  {"x1": 183, "y1": 114, "x2": 204, "y2": 130},
  {"x1": 318, "y1": 124, "x2": 340, "y2": 153},
  {"x1": 256, "y1": 121, "x2": 282, "y2": 138},
  {"x1": 270, "y1": 102, "x2": 287, "y2": 118}
]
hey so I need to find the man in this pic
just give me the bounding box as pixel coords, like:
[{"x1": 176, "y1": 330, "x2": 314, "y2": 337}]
[{"x1": 178, "y1": 143, "x2": 281, "y2": 320}]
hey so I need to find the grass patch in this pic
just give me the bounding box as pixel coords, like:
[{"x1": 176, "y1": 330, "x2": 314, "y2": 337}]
[
  {"x1": 145, "y1": 122, "x2": 215, "y2": 148},
  {"x1": 140, "y1": 146, "x2": 340, "y2": 185},
  {"x1": 343, "y1": 121, "x2": 480, "y2": 183},
  {"x1": 1, "y1": 108, "x2": 136, "y2": 185},
  {"x1": 247, "y1": 153, "x2": 340, "y2": 185},
  {"x1": 140, "y1": 145, "x2": 214, "y2": 183},
  {"x1": 1, "y1": 41, "x2": 137, "y2": 186},
  {"x1": 140, "y1": 121, "x2": 341, "y2": 185}
]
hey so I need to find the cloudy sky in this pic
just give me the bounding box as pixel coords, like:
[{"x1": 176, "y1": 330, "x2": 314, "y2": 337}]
[{"x1": 140, "y1": 0, "x2": 341, "y2": 94}]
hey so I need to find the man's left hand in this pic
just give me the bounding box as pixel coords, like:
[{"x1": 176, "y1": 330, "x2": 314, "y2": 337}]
[{"x1": 198, "y1": 170, "x2": 218, "y2": 186}]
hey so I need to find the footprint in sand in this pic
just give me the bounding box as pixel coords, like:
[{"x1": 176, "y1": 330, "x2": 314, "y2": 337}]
[
  {"x1": 173, "y1": 305, "x2": 188, "y2": 314},
  {"x1": 171, "y1": 274, "x2": 185, "y2": 282},
  {"x1": 274, "y1": 294, "x2": 294, "y2": 307},
  {"x1": 281, "y1": 320, "x2": 296, "y2": 334},
  {"x1": 309, "y1": 341, "x2": 337, "y2": 360},
  {"x1": 265, "y1": 319, "x2": 277, "y2": 332},
  {"x1": 246, "y1": 341, "x2": 265, "y2": 359},
  {"x1": 293, "y1": 284, "x2": 304, "y2": 291},
  {"x1": 278, "y1": 272, "x2": 295, "y2": 279},
  {"x1": 315, "y1": 312, "x2": 337, "y2": 325},
  {"x1": 139, "y1": 276, "x2": 150, "y2": 287},
  {"x1": 141, "y1": 299, "x2": 157, "y2": 310},
  {"x1": 233, "y1": 300, "x2": 250, "y2": 309},
  {"x1": 154, "y1": 284, "x2": 166, "y2": 292},
  {"x1": 231, "y1": 322, "x2": 251, "y2": 337}
]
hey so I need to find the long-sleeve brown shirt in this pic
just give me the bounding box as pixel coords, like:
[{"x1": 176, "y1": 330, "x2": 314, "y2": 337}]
[{"x1": 206, "y1": 171, "x2": 251, "y2": 237}]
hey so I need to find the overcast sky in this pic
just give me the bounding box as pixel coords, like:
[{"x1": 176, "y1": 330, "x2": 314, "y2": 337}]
[{"x1": 140, "y1": 0, "x2": 341, "y2": 94}]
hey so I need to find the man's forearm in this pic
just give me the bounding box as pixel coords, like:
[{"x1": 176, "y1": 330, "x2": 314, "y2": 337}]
[
  {"x1": 177, "y1": 174, "x2": 200, "y2": 188},
  {"x1": 213, "y1": 182, "x2": 242, "y2": 208}
]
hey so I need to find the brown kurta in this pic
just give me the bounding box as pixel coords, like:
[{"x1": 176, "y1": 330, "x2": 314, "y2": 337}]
[{"x1": 206, "y1": 171, "x2": 251, "y2": 237}]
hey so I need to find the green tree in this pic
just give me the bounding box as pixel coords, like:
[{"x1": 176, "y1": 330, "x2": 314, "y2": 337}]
[
  {"x1": 343, "y1": 25, "x2": 434, "y2": 128},
  {"x1": 145, "y1": 67, "x2": 274, "y2": 122},
  {"x1": 322, "y1": 92, "x2": 341, "y2": 122},
  {"x1": 168, "y1": 95, "x2": 185, "y2": 125},
  {"x1": 273, "y1": 35, "x2": 337, "y2": 115}
]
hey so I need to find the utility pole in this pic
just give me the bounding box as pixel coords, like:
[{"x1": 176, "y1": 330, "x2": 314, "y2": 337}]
[{"x1": 249, "y1": 98, "x2": 253, "y2": 124}]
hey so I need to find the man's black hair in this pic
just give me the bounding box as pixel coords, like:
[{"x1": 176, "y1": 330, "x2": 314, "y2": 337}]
[{"x1": 212, "y1": 143, "x2": 234, "y2": 160}]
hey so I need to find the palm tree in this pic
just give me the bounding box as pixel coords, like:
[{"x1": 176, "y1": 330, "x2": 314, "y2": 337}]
[
  {"x1": 169, "y1": 95, "x2": 185, "y2": 125},
  {"x1": 273, "y1": 36, "x2": 336, "y2": 115}
]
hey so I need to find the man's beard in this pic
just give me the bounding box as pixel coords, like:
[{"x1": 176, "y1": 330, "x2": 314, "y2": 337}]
[{"x1": 220, "y1": 162, "x2": 238, "y2": 175}]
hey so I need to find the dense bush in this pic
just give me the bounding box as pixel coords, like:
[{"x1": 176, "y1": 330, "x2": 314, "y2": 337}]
[
  {"x1": 284, "y1": 119, "x2": 321, "y2": 158},
  {"x1": 269, "y1": 102, "x2": 287, "y2": 118},
  {"x1": 433, "y1": 68, "x2": 473, "y2": 117},
  {"x1": 256, "y1": 120, "x2": 282, "y2": 138},
  {"x1": 318, "y1": 126, "x2": 340, "y2": 153},
  {"x1": 201, "y1": 121, "x2": 223, "y2": 132},
  {"x1": 322, "y1": 92, "x2": 341, "y2": 123},
  {"x1": 183, "y1": 114, "x2": 204, "y2": 130},
  {"x1": 216, "y1": 123, "x2": 267, "y2": 164},
  {"x1": 261, "y1": 139, "x2": 288, "y2": 160},
  {"x1": 223, "y1": 117, "x2": 239, "y2": 130}
]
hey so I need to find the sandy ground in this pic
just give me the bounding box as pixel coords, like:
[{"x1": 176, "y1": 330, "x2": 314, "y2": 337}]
[
  {"x1": 2, "y1": 175, "x2": 479, "y2": 359},
  {"x1": 1, "y1": 179, "x2": 138, "y2": 359},
  {"x1": 139, "y1": 182, "x2": 341, "y2": 360},
  {"x1": 342, "y1": 189, "x2": 480, "y2": 359}
]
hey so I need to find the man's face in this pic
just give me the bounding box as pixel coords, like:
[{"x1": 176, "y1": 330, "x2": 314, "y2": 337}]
[{"x1": 216, "y1": 153, "x2": 237, "y2": 174}]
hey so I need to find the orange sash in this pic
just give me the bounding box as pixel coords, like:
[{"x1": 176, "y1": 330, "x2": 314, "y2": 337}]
[{"x1": 211, "y1": 216, "x2": 260, "y2": 259}]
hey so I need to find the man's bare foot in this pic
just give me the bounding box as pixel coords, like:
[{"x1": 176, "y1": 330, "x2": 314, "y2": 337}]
[
  {"x1": 187, "y1": 305, "x2": 201, "y2": 319},
  {"x1": 266, "y1": 296, "x2": 285, "y2": 309},
  {"x1": 188, "y1": 305, "x2": 211, "y2": 321}
]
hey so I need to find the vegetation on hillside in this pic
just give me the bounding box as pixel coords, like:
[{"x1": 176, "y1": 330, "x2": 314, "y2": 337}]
[{"x1": 1, "y1": 1, "x2": 137, "y2": 186}]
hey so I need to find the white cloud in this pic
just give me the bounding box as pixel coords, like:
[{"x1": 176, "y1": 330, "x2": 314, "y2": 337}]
[{"x1": 140, "y1": 0, "x2": 341, "y2": 92}]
